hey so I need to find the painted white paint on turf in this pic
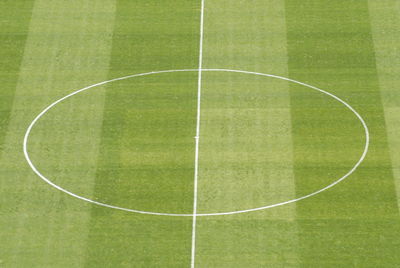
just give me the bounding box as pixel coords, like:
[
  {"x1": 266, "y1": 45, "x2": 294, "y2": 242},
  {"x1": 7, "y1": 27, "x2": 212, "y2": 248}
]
[
  {"x1": 191, "y1": 0, "x2": 206, "y2": 267},
  {"x1": 23, "y1": 68, "x2": 370, "y2": 217}
]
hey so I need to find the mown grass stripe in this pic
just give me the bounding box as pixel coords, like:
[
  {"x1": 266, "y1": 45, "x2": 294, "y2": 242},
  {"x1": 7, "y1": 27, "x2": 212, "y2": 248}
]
[
  {"x1": 285, "y1": 0, "x2": 400, "y2": 266},
  {"x1": 368, "y1": 0, "x2": 400, "y2": 212},
  {"x1": 0, "y1": 1, "x2": 35, "y2": 266},
  {"x1": 195, "y1": 0, "x2": 299, "y2": 266},
  {"x1": 0, "y1": 0, "x2": 116, "y2": 266},
  {"x1": 0, "y1": 1, "x2": 34, "y2": 155},
  {"x1": 84, "y1": 1, "x2": 200, "y2": 267}
]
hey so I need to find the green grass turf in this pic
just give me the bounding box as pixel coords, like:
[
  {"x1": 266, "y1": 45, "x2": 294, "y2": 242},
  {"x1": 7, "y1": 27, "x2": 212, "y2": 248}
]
[
  {"x1": 1, "y1": 0, "x2": 400, "y2": 267},
  {"x1": 285, "y1": 1, "x2": 400, "y2": 267},
  {"x1": 84, "y1": 1, "x2": 199, "y2": 267},
  {"x1": 0, "y1": 0, "x2": 34, "y2": 152}
]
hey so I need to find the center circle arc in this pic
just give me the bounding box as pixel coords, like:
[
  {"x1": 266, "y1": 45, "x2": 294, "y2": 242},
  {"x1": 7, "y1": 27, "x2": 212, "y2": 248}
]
[{"x1": 23, "y1": 69, "x2": 370, "y2": 217}]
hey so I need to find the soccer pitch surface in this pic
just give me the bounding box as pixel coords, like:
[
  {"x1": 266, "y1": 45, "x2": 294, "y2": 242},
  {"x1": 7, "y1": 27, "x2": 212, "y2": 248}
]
[{"x1": 1, "y1": 0, "x2": 400, "y2": 267}]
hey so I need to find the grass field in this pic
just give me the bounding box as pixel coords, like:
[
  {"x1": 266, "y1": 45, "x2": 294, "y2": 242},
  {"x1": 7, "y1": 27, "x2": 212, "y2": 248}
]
[{"x1": 1, "y1": 0, "x2": 400, "y2": 267}]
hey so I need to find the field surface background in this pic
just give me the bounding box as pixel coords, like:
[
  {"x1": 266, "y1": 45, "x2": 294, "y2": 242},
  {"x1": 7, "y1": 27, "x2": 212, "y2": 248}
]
[{"x1": 1, "y1": 0, "x2": 400, "y2": 267}]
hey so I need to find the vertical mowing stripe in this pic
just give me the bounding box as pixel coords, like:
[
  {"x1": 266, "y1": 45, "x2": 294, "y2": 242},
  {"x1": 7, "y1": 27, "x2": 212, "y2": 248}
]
[
  {"x1": 368, "y1": 0, "x2": 400, "y2": 212},
  {"x1": 0, "y1": 0, "x2": 117, "y2": 266},
  {"x1": 0, "y1": 0, "x2": 34, "y2": 155},
  {"x1": 0, "y1": 0, "x2": 35, "y2": 263},
  {"x1": 194, "y1": 0, "x2": 299, "y2": 267},
  {"x1": 84, "y1": 1, "x2": 200, "y2": 267},
  {"x1": 285, "y1": 0, "x2": 400, "y2": 266}
]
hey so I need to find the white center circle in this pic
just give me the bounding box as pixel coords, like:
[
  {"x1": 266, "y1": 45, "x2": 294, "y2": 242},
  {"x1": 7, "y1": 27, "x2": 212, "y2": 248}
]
[{"x1": 23, "y1": 69, "x2": 370, "y2": 217}]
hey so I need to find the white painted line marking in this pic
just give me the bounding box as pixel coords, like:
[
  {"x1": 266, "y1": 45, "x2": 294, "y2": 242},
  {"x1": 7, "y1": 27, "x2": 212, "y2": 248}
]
[
  {"x1": 191, "y1": 0, "x2": 206, "y2": 266},
  {"x1": 23, "y1": 68, "x2": 370, "y2": 217}
]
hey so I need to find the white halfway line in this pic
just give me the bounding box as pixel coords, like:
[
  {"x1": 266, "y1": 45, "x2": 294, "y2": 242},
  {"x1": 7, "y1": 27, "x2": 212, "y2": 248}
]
[
  {"x1": 191, "y1": 0, "x2": 206, "y2": 267},
  {"x1": 23, "y1": 68, "x2": 370, "y2": 265},
  {"x1": 21, "y1": 1, "x2": 370, "y2": 267}
]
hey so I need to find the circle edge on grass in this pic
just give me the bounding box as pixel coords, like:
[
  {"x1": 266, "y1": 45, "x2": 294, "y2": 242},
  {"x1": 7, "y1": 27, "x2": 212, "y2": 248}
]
[{"x1": 23, "y1": 69, "x2": 370, "y2": 217}]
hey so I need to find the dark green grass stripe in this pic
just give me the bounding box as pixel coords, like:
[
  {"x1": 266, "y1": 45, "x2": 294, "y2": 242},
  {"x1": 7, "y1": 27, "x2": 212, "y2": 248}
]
[
  {"x1": 85, "y1": 1, "x2": 200, "y2": 267},
  {"x1": 0, "y1": 0, "x2": 34, "y2": 153},
  {"x1": 104, "y1": 0, "x2": 200, "y2": 76},
  {"x1": 285, "y1": 0, "x2": 400, "y2": 267}
]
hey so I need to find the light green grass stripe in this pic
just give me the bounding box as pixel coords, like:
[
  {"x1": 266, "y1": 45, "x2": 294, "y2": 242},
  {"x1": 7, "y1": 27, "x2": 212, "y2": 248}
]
[
  {"x1": 369, "y1": 0, "x2": 400, "y2": 211},
  {"x1": 0, "y1": 0, "x2": 115, "y2": 267},
  {"x1": 195, "y1": 0, "x2": 299, "y2": 267},
  {"x1": 200, "y1": 0, "x2": 296, "y2": 220}
]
